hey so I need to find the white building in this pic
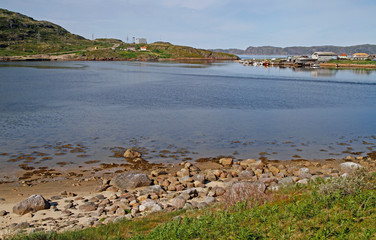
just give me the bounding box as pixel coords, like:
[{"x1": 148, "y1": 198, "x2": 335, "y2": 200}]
[
  {"x1": 311, "y1": 52, "x2": 337, "y2": 62},
  {"x1": 352, "y1": 53, "x2": 370, "y2": 60},
  {"x1": 135, "y1": 38, "x2": 147, "y2": 44}
]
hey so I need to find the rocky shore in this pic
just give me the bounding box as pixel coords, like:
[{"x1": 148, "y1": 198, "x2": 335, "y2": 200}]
[{"x1": 0, "y1": 149, "x2": 375, "y2": 238}]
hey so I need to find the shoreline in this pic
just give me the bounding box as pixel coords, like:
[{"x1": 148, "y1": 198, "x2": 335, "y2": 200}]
[
  {"x1": 0, "y1": 55, "x2": 238, "y2": 62},
  {"x1": 0, "y1": 149, "x2": 375, "y2": 238}
]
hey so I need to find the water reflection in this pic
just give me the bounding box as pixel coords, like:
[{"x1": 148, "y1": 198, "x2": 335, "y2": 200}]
[
  {"x1": 0, "y1": 62, "x2": 88, "y2": 70},
  {"x1": 352, "y1": 69, "x2": 373, "y2": 75},
  {"x1": 292, "y1": 67, "x2": 337, "y2": 77}
]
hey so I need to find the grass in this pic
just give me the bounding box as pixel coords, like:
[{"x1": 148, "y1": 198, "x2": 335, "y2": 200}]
[
  {"x1": 328, "y1": 59, "x2": 376, "y2": 65},
  {"x1": 6, "y1": 170, "x2": 376, "y2": 240}
]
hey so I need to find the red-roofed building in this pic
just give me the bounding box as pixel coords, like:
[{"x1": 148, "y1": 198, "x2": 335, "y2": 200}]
[{"x1": 338, "y1": 54, "x2": 348, "y2": 60}]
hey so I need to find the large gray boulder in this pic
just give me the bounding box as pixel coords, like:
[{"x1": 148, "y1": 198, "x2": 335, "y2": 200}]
[
  {"x1": 168, "y1": 196, "x2": 186, "y2": 209},
  {"x1": 111, "y1": 172, "x2": 152, "y2": 190},
  {"x1": 340, "y1": 162, "x2": 362, "y2": 172},
  {"x1": 13, "y1": 195, "x2": 50, "y2": 215}
]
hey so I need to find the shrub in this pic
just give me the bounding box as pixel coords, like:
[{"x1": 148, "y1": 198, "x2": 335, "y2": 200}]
[{"x1": 317, "y1": 168, "x2": 374, "y2": 197}]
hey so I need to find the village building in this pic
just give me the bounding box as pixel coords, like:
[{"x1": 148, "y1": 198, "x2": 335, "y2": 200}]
[
  {"x1": 352, "y1": 53, "x2": 370, "y2": 60},
  {"x1": 140, "y1": 46, "x2": 147, "y2": 51},
  {"x1": 126, "y1": 47, "x2": 136, "y2": 51},
  {"x1": 136, "y1": 38, "x2": 147, "y2": 44},
  {"x1": 338, "y1": 54, "x2": 348, "y2": 60},
  {"x1": 311, "y1": 52, "x2": 338, "y2": 62}
]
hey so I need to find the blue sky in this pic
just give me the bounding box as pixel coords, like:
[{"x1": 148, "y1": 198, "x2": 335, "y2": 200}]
[{"x1": 2, "y1": 0, "x2": 376, "y2": 49}]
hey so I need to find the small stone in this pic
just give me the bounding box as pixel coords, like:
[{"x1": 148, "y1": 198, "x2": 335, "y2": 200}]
[
  {"x1": 215, "y1": 187, "x2": 226, "y2": 196},
  {"x1": 219, "y1": 158, "x2": 233, "y2": 166},
  {"x1": 180, "y1": 176, "x2": 193, "y2": 183},
  {"x1": 95, "y1": 185, "x2": 109, "y2": 192},
  {"x1": 123, "y1": 149, "x2": 142, "y2": 159},
  {"x1": 106, "y1": 186, "x2": 119, "y2": 192},
  {"x1": 194, "y1": 174, "x2": 205, "y2": 184},
  {"x1": 269, "y1": 166, "x2": 280, "y2": 176},
  {"x1": 115, "y1": 208, "x2": 126, "y2": 216},
  {"x1": 175, "y1": 185, "x2": 185, "y2": 191},
  {"x1": 0, "y1": 210, "x2": 8, "y2": 216},
  {"x1": 197, "y1": 202, "x2": 208, "y2": 209},
  {"x1": 254, "y1": 169, "x2": 263, "y2": 176},
  {"x1": 204, "y1": 196, "x2": 215, "y2": 204},
  {"x1": 238, "y1": 170, "x2": 255, "y2": 180},
  {"x1": 297, "y1": 179, "x2": 309, "y2": 185},
  {"x1": 168, "y1": 184, "x2": 177, "y2": 191},
  {"x1": 169, "y1": 197, "x2": 186, "y2": 209},
  {"x1": 278, "y1": 177, "x2": 295, "y2": 186},
  {"x1": 79, "y1": 203, "x2": 97, "y2": 212},
  {"x1": 184, "y1": 162, "x2": 192, "y2": 169},
  {"x1": 344, "y1": 155, "x2": 356, "y2": 161},
  {"x1": 177, "y1": 168, "x2": 190, "y2": 177},
  {"x1": 113, "y1": 214, "x2": 132, "y2": 223},
  {"x1": 137, "y1": 195, "x2": 149, "y2": 202}
]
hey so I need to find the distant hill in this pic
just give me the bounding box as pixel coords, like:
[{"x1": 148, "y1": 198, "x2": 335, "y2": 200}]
[{"x1": 213, "y1": 44, "x2": 376, "y2": 56}]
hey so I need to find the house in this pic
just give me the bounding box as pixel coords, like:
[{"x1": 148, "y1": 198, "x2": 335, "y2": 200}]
[
  {"x1": 352, "y1": 53, "x2": 370, "y2": 60},
  {"x1": 126, "y1": 47, "x2": 136, "y2": 51},
  {"x1": 136, "y1": 38, "x2": 147, "y2": 44},
  {"x1": 140, "y1": 46, "x2": 147, "y2": 51},
  {"x1": 338, "y1": 54, "x2": 348, "y2": 60},
  {"x1": 311, "y1": 52, "x2": 338, "y2": 62}
]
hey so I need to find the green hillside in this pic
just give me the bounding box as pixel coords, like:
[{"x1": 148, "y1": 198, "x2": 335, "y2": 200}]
[
  {"x1": 0, "y1": 9, "x2": 238, "y2": 60},
  {"x1": 0, "y1": 8, "x2": 115, "y2": 56}
]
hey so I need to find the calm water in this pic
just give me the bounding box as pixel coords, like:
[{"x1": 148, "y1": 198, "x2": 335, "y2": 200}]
[{"x1": 1, "y1": 61, "x2": 376, "y2": 176}]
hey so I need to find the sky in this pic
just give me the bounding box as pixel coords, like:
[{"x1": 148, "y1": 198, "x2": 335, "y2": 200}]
[{"x1": 1, "y1": 0, "x2": 376, "y2": 49}]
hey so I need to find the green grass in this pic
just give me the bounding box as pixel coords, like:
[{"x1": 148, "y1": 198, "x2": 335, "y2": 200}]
[
  {"x1": 328, "y1": 59, "x2": 376, "y2": 65},
  {"x1": 7, "y1": 170, "x2": 376, "y2": 240}
]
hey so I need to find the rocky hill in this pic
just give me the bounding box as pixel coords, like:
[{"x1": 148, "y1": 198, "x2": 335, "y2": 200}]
[{"x1": 214, "y1": 44, "x2": 376, "y2": 56}]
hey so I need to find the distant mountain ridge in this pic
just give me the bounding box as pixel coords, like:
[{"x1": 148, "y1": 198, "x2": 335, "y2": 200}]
[{"x1": 213, "y1": 44, "x2": 376, "y2": 56}]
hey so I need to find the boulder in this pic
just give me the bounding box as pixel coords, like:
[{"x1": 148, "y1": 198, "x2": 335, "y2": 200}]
[
  {"x1": 139, "y1": 185, "x2": 165, "y2": 196},
  {"x1": 111, "y1": 172, "x2": 152, "y2": 190},
  {"x1": 139, "y1": 201, "x2": 162, "y2": 212},
  {"x1": 13, "y1": 195, "x2": 50, "y2": 215},
  {"x1": 238, "y1": 170, "x2": 255, "y2": 180},
  {"x1": 298, "y1": 167, "x2": 312, "y2": 178},
  {"x1": 278, "y1": 177, "x2": 295, "y2": 186},
  {"x1": 219, "y1": 158, "x2": 233, "y2": 166},
  {"x1": 123, "y1": 149, "x2": 142, "y2": 159},
  {"x1": 168, "y1": 196, "x2": 186, "y2": 209},
  {"x1": 79, "y1": 203, "x2": 98, "y2": 212},
  {"x1": 340, "y1": 162, "x2": 362, "y2": 172}
]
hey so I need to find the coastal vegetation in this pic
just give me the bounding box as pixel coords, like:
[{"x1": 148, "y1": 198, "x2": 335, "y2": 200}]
[
  {"x1": 328, "y1": 59, "x2": 376, "y2": 65},
  {"x1": 6, "y1": 169, "x2": 376, "y2": 240}
]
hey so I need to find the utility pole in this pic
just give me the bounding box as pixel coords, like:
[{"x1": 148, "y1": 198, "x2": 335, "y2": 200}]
[{"x1": 37, "y1": 31, "x2": 41, "y2": 43}]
